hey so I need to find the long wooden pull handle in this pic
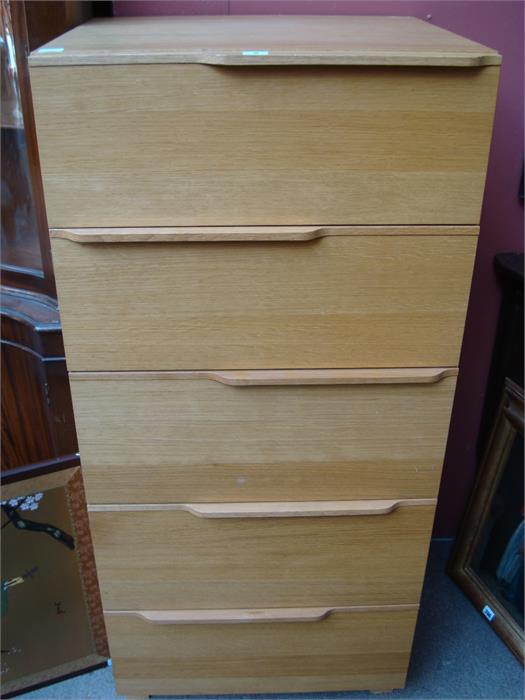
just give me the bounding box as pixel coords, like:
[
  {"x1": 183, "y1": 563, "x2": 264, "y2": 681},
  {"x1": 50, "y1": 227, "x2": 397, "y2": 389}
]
[
  {"x1": 182, "y1": 500, "x2": 436, "y2": 518},
  {"x1": 89, "y1": 499, "x2": 436, "y2": 518},
  {"x1": 199, "y1": 368, "x2": 457, "y2": 386},
  {"x1": 50, "y1": 226, "x2": 480, "y2": 244},
  {"x1": 73, "y1": 368, "x2": 458, "y2": 385},
  {"x1": 111, "y1": 608, "x2": 334, "y2": 625},
  {"x1": 106, "y1": 604, "x2": 418, "y2": 625},
  {"x1": 50, "y1": 227, "x2": 327, "y2": 243}
]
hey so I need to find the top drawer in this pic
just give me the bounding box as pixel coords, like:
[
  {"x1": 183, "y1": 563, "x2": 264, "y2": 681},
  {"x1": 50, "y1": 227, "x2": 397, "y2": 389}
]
[{"x1": 29, "y1": 24, "x2": 499, "y2": 228}]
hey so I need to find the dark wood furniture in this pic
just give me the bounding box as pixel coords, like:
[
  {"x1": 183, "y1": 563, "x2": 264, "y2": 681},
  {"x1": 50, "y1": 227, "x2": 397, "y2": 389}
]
[
  {"x1": 478, "y1": 253, "x2": 524, "y2": 458},
  {"x1": 1, "y1": 1, "x2": 109, "y2": 695},
  {"x1": 1, "y1": 288, "x2": 77, "y2": 478}
]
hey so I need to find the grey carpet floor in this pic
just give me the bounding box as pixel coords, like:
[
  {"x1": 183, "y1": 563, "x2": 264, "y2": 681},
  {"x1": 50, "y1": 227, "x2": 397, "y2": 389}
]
[{"x1": 18, "y1": 541, "x2": 524, "y2": 700}]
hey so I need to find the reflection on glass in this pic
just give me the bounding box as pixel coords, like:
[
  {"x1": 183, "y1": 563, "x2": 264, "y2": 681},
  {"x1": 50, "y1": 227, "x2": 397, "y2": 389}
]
[
  {"x1": 473, "y1": 433, "x2": 524, "y2": 628},
  {"x1": 1, "y1": 0, "x2": 43, "y2": 275}
]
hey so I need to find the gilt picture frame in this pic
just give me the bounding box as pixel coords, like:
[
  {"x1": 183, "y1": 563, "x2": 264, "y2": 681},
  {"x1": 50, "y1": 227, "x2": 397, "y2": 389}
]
[
  {"x1": 449, "y1": 378, "x2": 524, "y2": 663},
  {"x1": 1, "y1": 467, "x2": 108, "y2": 696}
]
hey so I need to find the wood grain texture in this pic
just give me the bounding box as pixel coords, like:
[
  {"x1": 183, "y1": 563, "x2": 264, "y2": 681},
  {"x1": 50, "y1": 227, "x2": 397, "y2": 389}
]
[
  {"x1": 87, "y1": 502, "x2": 436, "y2": 609},
  {"x1": 107, "y1": 605, "x2": 418, "y2": 625},
  {"x1": 31, "y1": 65, "x2": 499, "y2": 227},
  {"x1": 72, "y1": 374, "x2": 456, "y2": 504},
  {"x1": 105, "y1": 607, "x2": 418, "y2": 695},
  {"x1": 28, "y1": 16, "x2": 500, "y2": 67},
  {"x1": 1, "y1": 287, "x2": 78, "y2": 471},
  {"x1": 50, "y1": 225, "x2": 479, "y2": 243},
  {"x1": 72, "y1": 367, "x2": 458, "y2": 386},
  {"x1": 28, "y1": 14, "x2": 500, "y2": 696},
  {"x1": 52, "y1": 234, "x2": 477, "y2": 370},
  {"x1": 449, "y1": 379, "x2": 524, "y2": 664}
]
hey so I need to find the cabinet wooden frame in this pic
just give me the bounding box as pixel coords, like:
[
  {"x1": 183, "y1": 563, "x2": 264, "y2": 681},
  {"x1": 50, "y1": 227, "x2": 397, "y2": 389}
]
[
  {"x1": 26, "y1": 14, "x2": 501, "y2": 696},
  {"x1": 449, "y1": 379, "x2": 524, "y2": 663}
]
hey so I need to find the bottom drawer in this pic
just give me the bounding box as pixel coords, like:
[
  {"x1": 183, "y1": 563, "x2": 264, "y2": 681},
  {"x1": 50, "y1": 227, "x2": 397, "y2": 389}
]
[{"x1": 106, "y1": 606, "x2": 419, "y2": 696}]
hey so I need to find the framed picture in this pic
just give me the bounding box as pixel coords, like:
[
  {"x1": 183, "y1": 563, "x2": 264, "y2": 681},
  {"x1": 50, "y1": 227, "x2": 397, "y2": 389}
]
[
  {"x1": 449, "y1": 378, "x2": 524, "y2": 663},
  {"x1": 1, "y1": 467, "x2": 108, "y2": 696}
]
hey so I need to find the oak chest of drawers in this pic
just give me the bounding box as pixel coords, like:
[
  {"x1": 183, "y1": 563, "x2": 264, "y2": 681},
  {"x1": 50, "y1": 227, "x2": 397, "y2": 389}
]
[{"x1": 29, "y1": 15, "x2": 500, "y2": 698}]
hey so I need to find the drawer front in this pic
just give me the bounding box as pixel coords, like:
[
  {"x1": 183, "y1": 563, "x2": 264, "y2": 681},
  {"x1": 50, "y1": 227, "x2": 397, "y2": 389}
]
[
  {"x1": 52, "y1": 232, "x2": 477, "y2": 370},
  {"x1": 88, "y1": 500, "x2": 435, "y2": 609},
  {"x1": 30, "y1": 64, "x2": 498, "y2": 227},
  {"x1": 105, "y1": 607, "x2": 418, "y2": 696},
  {"x1": 74, "y1": 370, "x2": 456, "y2": 504}
]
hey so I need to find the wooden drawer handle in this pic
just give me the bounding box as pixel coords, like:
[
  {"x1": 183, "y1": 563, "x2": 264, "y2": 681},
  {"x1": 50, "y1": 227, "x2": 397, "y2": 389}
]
[
  {"x1": 50, "y1": 226, "x2": 480, "y2": 243},
  {"x1": 106, "y1": 604, "x2": 418, "y2": 625},
  {"x1": 193, "y1": 368, "x2": 457, "y2": 386},
  {"x1": 89, "y1": 499, "x2": 436, "y2": 518},
  {"x1": 72, "y1": 368, "x2": 458, "y2": 385},
  {"x1": 50, "y1": 227, "x2": 328, "y2": 243}
]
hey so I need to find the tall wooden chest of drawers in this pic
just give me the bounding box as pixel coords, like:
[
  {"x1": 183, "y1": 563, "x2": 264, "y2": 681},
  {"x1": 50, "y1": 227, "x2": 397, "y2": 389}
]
[{"x1": 29, "y1": 16, "x2": 500, "y2": 697}]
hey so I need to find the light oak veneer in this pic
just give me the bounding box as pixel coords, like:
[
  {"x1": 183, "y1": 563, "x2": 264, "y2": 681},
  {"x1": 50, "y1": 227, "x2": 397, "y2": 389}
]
[
  {"x1": 87, "y1": 500, "x2": 436, "y2": 610},
  {"x1": 52, "y1": 234, "x2": 477, "y2": 370},
  {"x1": 29, "y1": 15, "x2": 500, "y2": 695},
  {"x1": 71, "y1": 371, "x2": 456, "y2": 504},
  {"x1": 105, "y1": 606, "x2": 419, "y2": 696},
  {"x1": 29, "y1": 16, "x2": 500, "y2": 67},
  {"x1": 31, "y1": 62, "x2": 498, "y2": 227}
]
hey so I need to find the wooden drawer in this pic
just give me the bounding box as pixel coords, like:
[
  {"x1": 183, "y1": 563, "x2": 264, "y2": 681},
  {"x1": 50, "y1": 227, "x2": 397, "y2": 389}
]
[
  {"x1": 104, "y1": 606, "x2": 419, "y2": 695},
  {"x1": 74, "y1": 369, "x2": 456, "y2": 504},
  {"x1": 51, "y1": 230, "x2": 477, "y2": 370},
  {"x1": 88, "y1": 499, "x2": 435, "y2": 609},
  {"x1": 30, "y1": 62, "x2": 498, "y2": 228}
]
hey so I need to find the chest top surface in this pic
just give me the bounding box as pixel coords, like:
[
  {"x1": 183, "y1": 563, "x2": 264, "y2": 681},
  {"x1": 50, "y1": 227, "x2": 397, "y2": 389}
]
[{"x1": 28, "y1": 15, "x2": 500, "y2": 67}]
